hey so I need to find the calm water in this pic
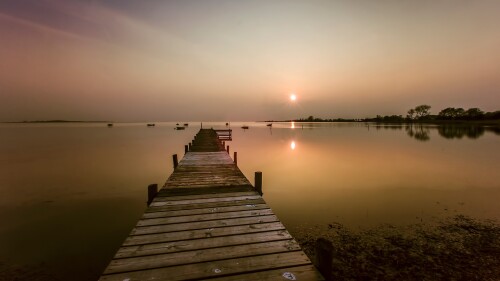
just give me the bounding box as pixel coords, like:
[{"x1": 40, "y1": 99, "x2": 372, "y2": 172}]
[{"x1": 1, "y1": 122, "x2": 499, "y2": 280}]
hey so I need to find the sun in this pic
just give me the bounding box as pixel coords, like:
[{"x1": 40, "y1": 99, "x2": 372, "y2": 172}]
[{"x1": 290, "y1": 93, "x2": 297, "y2": 101}]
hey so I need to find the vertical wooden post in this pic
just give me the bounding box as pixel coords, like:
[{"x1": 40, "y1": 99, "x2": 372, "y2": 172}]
[
  {"x1": 184, "y1": 145, "x2": 189, "y2": 154},
  {"x1": 201, "y1": 122, "x2": 203, "y2": 129},
  {"x1": 147, "y1": 184, "x2": 158, "y2": 206},
  {"x1": 234, "y1": 151, "x2": 238, "y2": 165},
  {"x1": 172, "y1": 154, "x2": 178, "y2": 169},
  {"x1": 226, "y1": 145, "x2": 230, "y2": 153},
  {"x1": 316, "y1": 238, "x2": 333, "y2": 281},
  {"x1": 188, "y1": 143, "x2": 192, "y2": 151},
  {"x1": 255, "y1": 171, "x2": 262, "y2": 195},
  {"x1": 223, "y1": 141, "x2": 225, "y2": 147}
]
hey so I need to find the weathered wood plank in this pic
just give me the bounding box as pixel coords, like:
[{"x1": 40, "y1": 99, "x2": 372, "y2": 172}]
[
  {"x1": 145, "y1": 198, "x2": 265, "y2": 213},
  {"x1": 142, "y1": 203, "x2": 269, "y2": 219},
  {"x1": 123, "y1": 222, "x2": 287, "y2": 246},
  {"x1": 130, "y1": 215, "x2": 280, "y2": 235},
  {"x1": 156, "y1": 185, "x2": 253, "y2": 196},
  {"x1": 105, "y1": 239, "x2": 301, "y2": 274},
  {"x1": 137, "y1": 209, "x2": 274, "y2": 226},
  {"x1": 178, "y1": 152, "x2": 234, "y2": 165},
  {"x1": 154, "y1": 191, "x2": 258, "y2": 200},
  {"x1": 209, "y1": 265, "x2": 324, "y2": 281},
  {"x1": 116, "y1": 229, "x2": 292, "y2": 258},
  {"x1": 150, "y1": 195, "x2": 261, "y2": 206},
  {"x1": 99, "y1": 251, "x2": 311, "y2": 281}
]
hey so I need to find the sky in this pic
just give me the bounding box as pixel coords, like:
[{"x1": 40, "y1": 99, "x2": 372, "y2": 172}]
[{"x1": 1, "y1": 0, "x2": 499, "y2": 121}]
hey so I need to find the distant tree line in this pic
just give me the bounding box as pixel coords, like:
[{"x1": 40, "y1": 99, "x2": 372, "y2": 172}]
[
  {"x1": 295, "y1": 116, "x2": 357, "y2": 122},
  {"x1": 367, "y1": 105, "x2": 500, "y2": 122},
  {"x1": 292, "y1": 106, "x2": 499, "y2": 123}
]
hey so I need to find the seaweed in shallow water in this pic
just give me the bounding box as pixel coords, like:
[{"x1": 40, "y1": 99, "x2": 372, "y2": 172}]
[{"x1": 294, "y1": 215, "x2": 500, "y2": 281}]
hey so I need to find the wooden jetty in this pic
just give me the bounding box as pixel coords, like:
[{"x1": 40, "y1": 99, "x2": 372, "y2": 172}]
[{"x1": 100, "y1": 129, "x2": 324, "y2": 281}]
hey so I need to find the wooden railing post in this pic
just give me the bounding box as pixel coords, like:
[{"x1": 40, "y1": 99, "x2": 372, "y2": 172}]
[
  {"x1": 147, "y1": 183, "x2": 158, "y2": 206},
  {"x1": 226, "y1": 145, "x2": 230, "y2": 153},
  {"x1": 184, "y1": 145, "x2": 189, "y2": 154},
  {"x1": 316, "y1": 238, "x2": 333, "y2": 281},
  {"x1": 172, "y1": 154, "x2": 178, "y2": 169},
  {"x1": 188, "y1": 143, "x2": 192, "y2": 151},
  {"x1": 234, "y1": 152, "x2": 237, "y2": 165},
  {"x1": 255, "y1": 171, "x2": 262, "y2": 195}
]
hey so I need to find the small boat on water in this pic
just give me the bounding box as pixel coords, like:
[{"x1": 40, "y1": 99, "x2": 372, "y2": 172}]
[
  {"x1": 175, "y1": 126, "x2": 185, "y2": 130},
  {"x1": 184, "y1": 123, "x2": 189, "y2": 126},
  {"x1": 241, "y1": 126, "x2": 249, "y2": 129},
  {"x1": 226, "y1": 122, "x2": 229, "y2": 126},
  {"x1": 147, "y1": 123, "x2": 155, "y2": 127},
  {"x1": 266, "y1": 123, "x2": 272, "y2": 127},
  {"x1": 107, "y1": 123, "x2": 113, "y2": 127}
]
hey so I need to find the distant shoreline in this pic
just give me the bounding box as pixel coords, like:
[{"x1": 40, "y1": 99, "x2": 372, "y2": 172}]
[
  {"x1": 2, "y1": 120, "x2": 110, "y2": 123},
  {"x1": 259, "y1": 119, "x2": 500, "y2": 125}
]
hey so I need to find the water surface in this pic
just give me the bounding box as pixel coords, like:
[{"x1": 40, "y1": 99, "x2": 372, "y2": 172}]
[{"x1": 0, "y1": 122, "x2": 498, "y2": 280}]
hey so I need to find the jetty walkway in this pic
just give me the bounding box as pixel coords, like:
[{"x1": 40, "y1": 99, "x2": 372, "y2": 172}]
[{"x1": 100, "y1": 129, "x2": 323, "y2": 281}]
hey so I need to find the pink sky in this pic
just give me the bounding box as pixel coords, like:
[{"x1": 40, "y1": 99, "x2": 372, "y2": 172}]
[{"x1": 1, "y1": 0, "x2": 499, "y2": 121}]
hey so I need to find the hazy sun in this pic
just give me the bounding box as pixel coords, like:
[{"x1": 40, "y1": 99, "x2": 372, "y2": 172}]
[{"x1": 290, "y1": 94, "x2": 297, "y2": 101}]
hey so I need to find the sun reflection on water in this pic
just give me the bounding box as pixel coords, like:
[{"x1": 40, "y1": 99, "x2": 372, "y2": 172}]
[
  {"x1": 290, "y1": 141, "x2": 296, "y2": 150},
  {"x1": 291, "y1": 121, "x2": 295, "y2": 129}
]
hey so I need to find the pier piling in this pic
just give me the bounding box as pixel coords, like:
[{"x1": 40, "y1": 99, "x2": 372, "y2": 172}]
[
  {"x1": 172, "y1": 154, "x2": 178, "y2": 169},
  {"x1": 147, "y1": 184, "x2": 158, "y2": 206},
  {"x1": 255, "y1": 171, "x2": 263, "y2": 195},
  {"x1": 316, "y1": 238, "x2": 333, "y2": 281}
]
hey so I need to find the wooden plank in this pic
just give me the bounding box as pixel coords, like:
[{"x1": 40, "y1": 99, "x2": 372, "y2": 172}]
[
  {"x1": 156, "y1": 185, "x2": 253, "y2": 196},
  {"x1": 209, "y1": 265, "x2": 324, "y2": 281},
  {"x1": 137, "y1": 209, "x2": 274, "y2": 226},
  {"x1": 146, "y1": 198, "x2": 266, "y2": 213},
  {"x1": 99, "y1": 251, "x2": 311, "y2": 281},
  {"x1": 154, "y1": 191, "x2": 258, "y2": 200},
  {"x1": 178, "y1": 152, "x2": 234, "y2": 165},
  {"x1": 130, "y1": 215, "x2": 279, "y2": 235},
  {"x1": 105, "y1": 239, "x2": 301, "y2": 274},
  {"x1": 116, "y1": 229, "x2": 292, "y2": 258},
  {"x1": 123, "y1": 222, "x2": 286, "y2": 246},
  {"x1": 150, "y1": 195, "x2": 261, "y2": 206},
  {"x1": 163, "y1": 181, "x2": 252, "y2": 189},
  {"x1": 142, "y1": 203, "x2": 269, "y2": 219}
]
